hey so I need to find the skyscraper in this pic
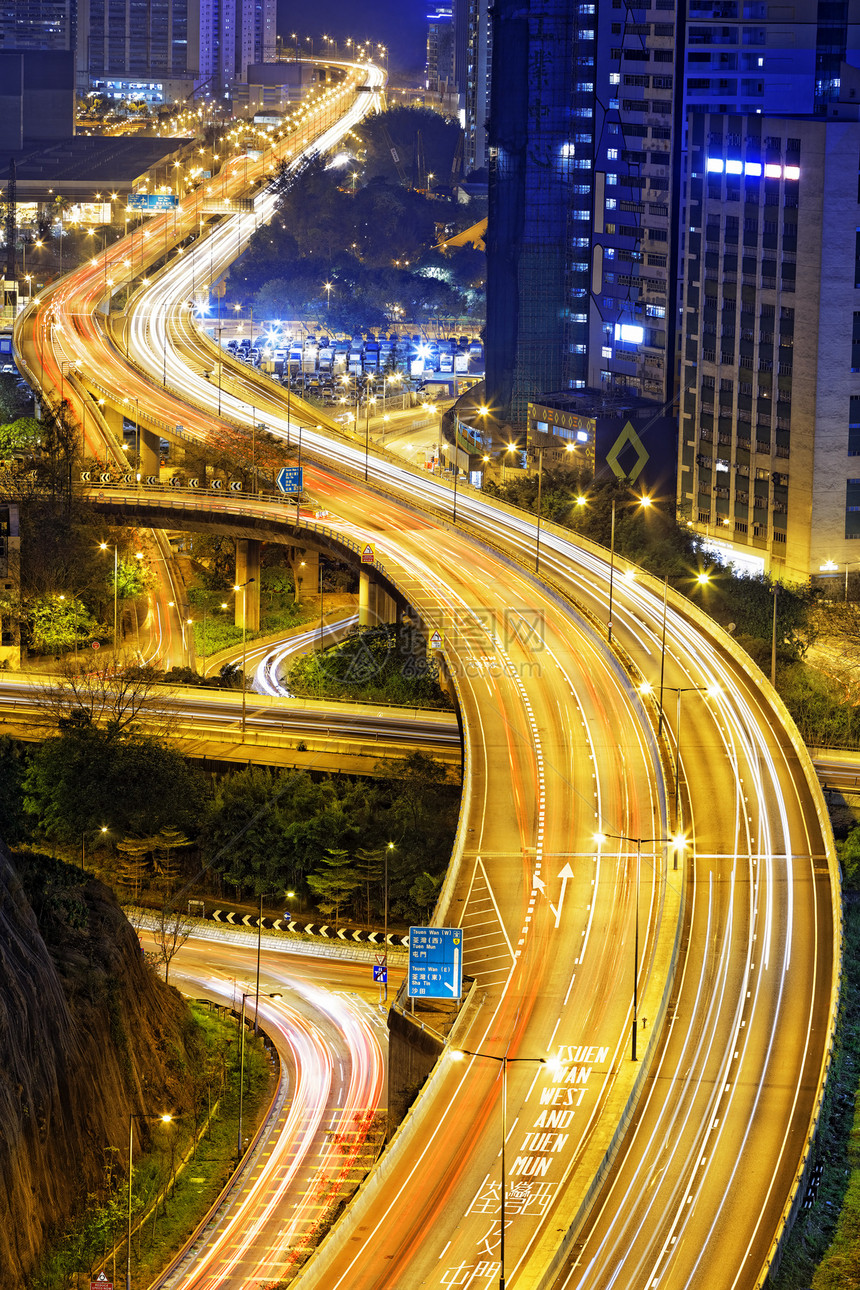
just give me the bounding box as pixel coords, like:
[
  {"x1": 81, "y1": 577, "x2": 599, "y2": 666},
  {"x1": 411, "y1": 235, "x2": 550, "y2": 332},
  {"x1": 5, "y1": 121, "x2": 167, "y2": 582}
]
[
  {"x1": 454, "y1": 0, "x2": 492, "y2": 173},
  {"x1": 484, "y1": 0, "x2": 682, "y2": 427},
  {"x1": 75, "y1": 0, "x2": 276, "y2": 103},
  {"x1": 427, "y1": 3, "x2": 454, "y2": 96},
  {"x1": 483, "y1": 0, "x2": 860, "y2": 435},
  {"x1": 0, "y1": 0, "x2": 75, "y2": 52}
]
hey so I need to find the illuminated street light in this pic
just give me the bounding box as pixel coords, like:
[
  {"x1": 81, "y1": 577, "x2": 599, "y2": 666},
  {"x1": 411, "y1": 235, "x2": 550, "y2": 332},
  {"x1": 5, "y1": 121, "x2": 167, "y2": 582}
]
[
  {"x1": 594, "y1": 831, "x2": 685, "y2": 1059},
  {"x1": 449, "y1": 1049, "x2": 561, "y2": 1290},
  {"x1": 127, "y1": 1112, "x2": 173, "y2": 1290}
]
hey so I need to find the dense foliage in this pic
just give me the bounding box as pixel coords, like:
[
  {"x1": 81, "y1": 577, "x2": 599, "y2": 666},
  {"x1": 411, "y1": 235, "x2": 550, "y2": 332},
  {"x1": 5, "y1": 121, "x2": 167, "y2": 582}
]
[
  {"x1": 225, "y1": 109, "x2": 485, "y2": 328},
  {"x1": 202, "y1": 754, "x2": 457, "y2": 925},
  {"x1": 285, "y1": 623, "x2": 453, "y2": 709}
]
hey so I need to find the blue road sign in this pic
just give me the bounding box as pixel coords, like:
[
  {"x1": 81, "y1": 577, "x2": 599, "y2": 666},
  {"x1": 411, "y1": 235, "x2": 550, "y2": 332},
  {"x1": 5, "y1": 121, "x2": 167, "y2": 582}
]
[
  {"x1": 128, "y1": 193, "x2": 179, "y2": 212},
  {"x1": 277, "y1": 466, "x2": 303, "y2": 493},
  {"x1": 373, "y1": 965, "x2": 388, "y2": 983},
  {"x1": 408, "y1": 927, "x2": 464, "y2": 999}
]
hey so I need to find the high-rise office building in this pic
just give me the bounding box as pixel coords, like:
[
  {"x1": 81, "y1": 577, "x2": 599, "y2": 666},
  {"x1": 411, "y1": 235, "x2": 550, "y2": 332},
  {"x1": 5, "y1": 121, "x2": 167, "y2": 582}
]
[
  {"x1": 427, "y1": 4, "x2": 454, "y2": 96},
  {"x1": 454, "y1": 0, "x2": 492, "y2": 173},
  {"x1": 485, "y1": 0, "x2": 682, "y2": 428},
  {"x1": 677, "y1": 109, "x2": 860, "y2": 581},
  {"x1": 483, "y1": 0, "x2": 860, "y2": 445},
  {"x1": 0, "y1": 0, "x2": 75, "y2": 52},
  {"x1": 76, "y1": 0, "x2": 276, "y2": 103}
]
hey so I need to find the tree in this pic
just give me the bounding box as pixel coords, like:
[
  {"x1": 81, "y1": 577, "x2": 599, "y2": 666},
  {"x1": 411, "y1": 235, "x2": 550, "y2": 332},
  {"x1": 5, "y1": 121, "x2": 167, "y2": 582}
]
[
  {"x1": 27, "y1": 592, "x2": 103, "y2": 654},
  {"x1": 23, "y1": 726, "x2": 207, "y2": 843},
  {"x1": 38, "y1": 658, "x2": 169, "y2": 736},
  {"x1": 150, "y1": 903, "x2": 193, "y2": 985},
  {"x1": 0, "y1": 735, "x2": 27, "y2": 843},
  {"x1": 306, "y1": 847, "x2": 362, "y2": 929}
]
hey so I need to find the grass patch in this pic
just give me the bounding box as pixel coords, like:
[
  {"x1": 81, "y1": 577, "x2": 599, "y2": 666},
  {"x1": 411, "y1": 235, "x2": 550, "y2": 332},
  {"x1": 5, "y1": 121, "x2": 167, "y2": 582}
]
[
  {"x1": 34, "y1": 1002, "x2": 273, "y2": 1290},
  {"x1": 284, "y1": 623, "x2": 453, "y2": 709},
  {"x1": 769, "y1": 898, "x2": 860, "y2": 1289},
  {"x1": 192, "y1": 601, "x2": 335, "y2": 662}
]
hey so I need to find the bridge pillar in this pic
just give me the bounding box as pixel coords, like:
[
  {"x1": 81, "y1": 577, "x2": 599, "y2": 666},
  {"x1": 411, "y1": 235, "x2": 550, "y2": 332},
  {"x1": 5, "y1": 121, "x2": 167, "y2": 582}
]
[
  {"x1": 99, "y1": 403, "x2": 125, "y2": 460},
  {"x1": 235, "y1": 539, "x2": 261, "y2": 630},
  {"x1": 296, "y1": 548, "x2": 319, "y2": 601},
  {"x1": 139, "y1": 426, "x2": 160, "y2": 476},
  {"x1": 359, "y1": 568, "x2": 372, "y2": 627},
  {"x1": 374, "y1": 583, "x2": 398, "y2": 625}
]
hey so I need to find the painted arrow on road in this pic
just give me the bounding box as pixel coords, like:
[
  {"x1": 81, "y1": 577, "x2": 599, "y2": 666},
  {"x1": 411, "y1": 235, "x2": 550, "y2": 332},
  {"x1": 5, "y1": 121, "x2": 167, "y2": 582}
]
[{"x1": 550, "y1": 863, "x2": 575, "y2": 928}]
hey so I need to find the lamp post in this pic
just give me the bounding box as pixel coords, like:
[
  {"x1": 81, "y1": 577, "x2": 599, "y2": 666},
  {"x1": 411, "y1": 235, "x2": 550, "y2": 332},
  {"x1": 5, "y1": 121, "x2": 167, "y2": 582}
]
[
  {"x1": 607, "y1": 497, "x2": 616, "y2": 643},
  {"x1": 58, "y1": 593, "x2": 81, "y2": 660},
  {"x1": 127, "y1": 1113, "x2": 172, "y2": 1290},
  {"x1": 81, "y1": 824, "x2": 108, "y2": 875},
  {"x1": 99, "y1": 542, "x2": 119, "y2": 656},
  {"x1": 534, "y1": 446, "x2": 544, "y2": 574},
  {"x1": 594, "y1": 831, "x2": 684, "y2": 1059},
  {"x1": 237, "y1": 990, "x2": 252, "y2": 1157},
  {"x1": 234, "y1": 577, "x2": 256, "y2": 738},
  {"x1": 608, "y1": 493, "x2": 653, "y2": 644},
  {"x1": 449, "y1": 1050, "x2": 555, "y2": 1289},
  {"x1": 639, "y1": 682, "x2": 717, "y2": 838},
  {"x1": 771, "y1": 582, "x2": 779, "y2": 688},
  {"x1": 383, "y1": 841, "x2": 394, "y2": 1002}
]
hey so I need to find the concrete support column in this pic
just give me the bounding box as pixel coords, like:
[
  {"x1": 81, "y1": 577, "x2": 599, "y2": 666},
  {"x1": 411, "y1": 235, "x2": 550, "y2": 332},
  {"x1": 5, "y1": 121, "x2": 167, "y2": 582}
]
[
  {"x1": 359, "y1": 568, "x2": 372, "y2": 627},
  {"x1": 295, "y1": 548, "x2": 319, "y2": 602},
  {"x1": 375, "y1": 584, "x2": 397, "y2": 625},
  {"x1": 139, "y1": 426, "x2": 160, "y2": 476},
  {"x1": 100, "y1": 403, "x2": 125, "y2": 459},
  {"x1": 235, "y1": 539, "x2": 261, "y2": 630}
]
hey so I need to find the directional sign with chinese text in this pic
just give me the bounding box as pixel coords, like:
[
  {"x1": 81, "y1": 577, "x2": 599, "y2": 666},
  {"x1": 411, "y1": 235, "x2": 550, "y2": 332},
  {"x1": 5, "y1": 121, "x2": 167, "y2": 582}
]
[
  {"x1": 276, "y1": 466, "x2": 303, "y2": 493},
  {"x1": 408, "y1": 927, "x2": 463, "y2": 999}
]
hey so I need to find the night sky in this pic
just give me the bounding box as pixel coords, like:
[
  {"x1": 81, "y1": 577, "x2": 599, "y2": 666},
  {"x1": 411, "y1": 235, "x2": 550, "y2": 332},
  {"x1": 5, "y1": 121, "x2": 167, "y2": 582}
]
[{"x1": 277, "y1": 2, "x2": 428, "y2": 78}]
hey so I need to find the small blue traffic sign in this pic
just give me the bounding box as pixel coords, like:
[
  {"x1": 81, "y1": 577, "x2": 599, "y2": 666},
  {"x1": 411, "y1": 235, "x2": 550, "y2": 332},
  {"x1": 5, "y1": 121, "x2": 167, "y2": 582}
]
[
  {"x1": 373, "y1": 965, "x2": 388, "y2": 983},
  {"x1": 277, "y1": 466, "x2": 303, "y2": 493},
  {"x1": 408, "y1": 927, "x2": 463, "y2": 999}
]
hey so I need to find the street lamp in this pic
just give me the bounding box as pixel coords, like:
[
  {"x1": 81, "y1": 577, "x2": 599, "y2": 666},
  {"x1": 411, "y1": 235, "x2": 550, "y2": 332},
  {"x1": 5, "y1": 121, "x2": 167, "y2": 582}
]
[
  {"x1": 323, "y1": 280, "x2": 333, "y2": 312},
  {"x1": 234, "y1": 577, "x2": 256, "y2": 737},
  {"x1": 382, "y1": 841, "x2": 394, "y2": 1002},
  {"x1": 99, "y1": 542, "x2": 119, "y2": 655},
  {"x1": 594, "y1": 831, "x2": 685, "y2": 1060},
  {"x1": 608, "y1": 492, "x2": 653, "y2": 645},
  {"x1": 449, "y1": 1049, "x2": 559, "y2": 1290},
  {"x1": 58, "y1": 592, "x2": 82, "y2": 659},
  {"x1": 127, "y1": 1112, "x2": 172, "y2": 1290},
  {"x1": 639, "y1": 682, "x2": 719, "y2": 837}
]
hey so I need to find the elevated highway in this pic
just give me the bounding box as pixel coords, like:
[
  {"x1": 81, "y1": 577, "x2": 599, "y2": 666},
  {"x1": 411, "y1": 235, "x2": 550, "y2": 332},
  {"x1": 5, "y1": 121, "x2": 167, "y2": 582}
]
[{"x1": 14, "y1": 59, "x2": 841, "y2": 1290}]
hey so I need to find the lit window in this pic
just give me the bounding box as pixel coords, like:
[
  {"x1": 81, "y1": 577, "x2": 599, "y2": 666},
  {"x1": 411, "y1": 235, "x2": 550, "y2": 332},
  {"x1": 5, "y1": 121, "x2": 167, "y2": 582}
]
[
  {"x1": 610, "y1": 72, "x2": 620, "y2": 84},
  {"x1": 577, "y1": 430, "x2": 589, "y2": 442},
  {"x1": 726, "y1": 159, "x2": 743, "y2": 174},
  {"x1": 615, "y1": 323, "x2": 645, "y2": 344},
  {"x1": 744, "y1": 161, "x2": 762, "y2": 176},
  {"x1": 606, "y1": 197, "x2": 617, "y2": 208},
  {"x1": 784, "y1": 164, "x2": 799, "y2": 180},
  {"x1": 602, "y1": 345, "x2": 613, "y2": 358},
  {"x1": 607, "y1": 172, "x2": 618, "y2": 185},
  {"x1": 607, "y1": 148, "x2": 619, "y2": 160},
  {"x1": 706, "y1": 157, "x2": 724, "y2": 173},
  {"x1": 764, "y1": 163, "x2": 781, "y2": 177}
]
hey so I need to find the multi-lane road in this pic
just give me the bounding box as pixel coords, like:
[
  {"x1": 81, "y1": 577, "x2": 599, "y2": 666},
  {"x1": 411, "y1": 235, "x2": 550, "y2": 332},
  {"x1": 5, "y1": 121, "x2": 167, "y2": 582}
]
[{"x1": 14, "y1": 58, "x2": 840, "y2": 1290}]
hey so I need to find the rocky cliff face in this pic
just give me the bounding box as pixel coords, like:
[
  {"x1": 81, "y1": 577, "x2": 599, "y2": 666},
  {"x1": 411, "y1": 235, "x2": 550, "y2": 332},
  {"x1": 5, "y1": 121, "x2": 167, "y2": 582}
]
[{"x1": 0, "y1": 844, "x2": 202, "y2": 1288}]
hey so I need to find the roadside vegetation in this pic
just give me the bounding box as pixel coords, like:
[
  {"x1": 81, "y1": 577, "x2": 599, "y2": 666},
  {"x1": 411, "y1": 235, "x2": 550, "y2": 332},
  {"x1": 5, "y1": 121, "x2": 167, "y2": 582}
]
[
  {"x1": 284, "y1": 622, "x2": 454, "y2": 710},
  {"x1": 1, "y1": 700, "x2": 458, "y2": 928},
  {"x1": 32, "y1": 999, "x2": 271, "y2": 1290},
  {"x1": 227, "y1": 107, "x2": 486, "y2": 329}
]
